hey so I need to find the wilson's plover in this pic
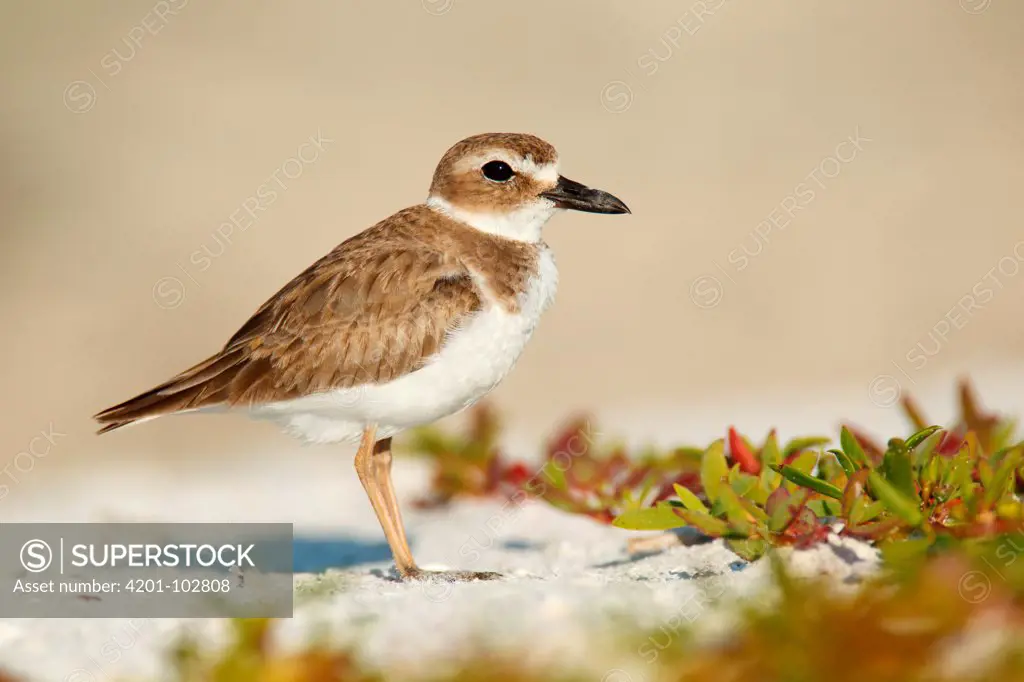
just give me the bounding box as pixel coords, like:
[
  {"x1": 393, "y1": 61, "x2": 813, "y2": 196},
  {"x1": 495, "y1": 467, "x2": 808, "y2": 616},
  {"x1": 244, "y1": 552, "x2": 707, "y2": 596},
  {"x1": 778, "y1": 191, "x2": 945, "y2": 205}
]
[{"x1": 95, "y1": 132, "x2": 630, "y2": 581}]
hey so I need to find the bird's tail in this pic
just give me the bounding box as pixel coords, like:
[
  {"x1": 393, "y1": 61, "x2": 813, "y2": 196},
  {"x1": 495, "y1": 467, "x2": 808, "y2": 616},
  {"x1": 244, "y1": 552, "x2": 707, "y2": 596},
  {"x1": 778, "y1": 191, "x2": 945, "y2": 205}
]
[{"x1": 93, "y1": 348, "x2": 248, "y2": 434}]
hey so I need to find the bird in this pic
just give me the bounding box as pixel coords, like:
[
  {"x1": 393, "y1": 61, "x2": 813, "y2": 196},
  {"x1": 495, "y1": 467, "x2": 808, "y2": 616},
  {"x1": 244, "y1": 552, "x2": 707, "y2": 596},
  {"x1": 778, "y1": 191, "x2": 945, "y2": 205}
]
[{"x1": 94, "y1": 132, "x2": 630, "y2": 581}]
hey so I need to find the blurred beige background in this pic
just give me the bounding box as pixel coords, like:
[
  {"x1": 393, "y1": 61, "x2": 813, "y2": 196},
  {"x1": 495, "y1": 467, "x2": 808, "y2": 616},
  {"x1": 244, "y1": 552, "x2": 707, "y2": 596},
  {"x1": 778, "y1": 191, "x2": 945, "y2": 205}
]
[{"x1": 2, "y1": 1, "x2": 1023, "y2": 489}]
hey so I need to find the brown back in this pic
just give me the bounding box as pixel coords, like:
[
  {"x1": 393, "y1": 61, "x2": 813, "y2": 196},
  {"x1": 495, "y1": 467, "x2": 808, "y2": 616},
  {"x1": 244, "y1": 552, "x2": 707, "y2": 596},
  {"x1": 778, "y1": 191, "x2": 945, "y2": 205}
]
[{"x1": 94, "y1": 205, "x2": 540, "y2": 432}]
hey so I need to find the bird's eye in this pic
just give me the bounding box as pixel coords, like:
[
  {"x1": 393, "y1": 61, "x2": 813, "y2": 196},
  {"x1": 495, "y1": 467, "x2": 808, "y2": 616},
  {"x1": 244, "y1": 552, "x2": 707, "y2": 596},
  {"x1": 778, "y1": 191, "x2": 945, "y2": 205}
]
[{"x1": 482, "y1": 160, "x2": 515, "y2": 183}]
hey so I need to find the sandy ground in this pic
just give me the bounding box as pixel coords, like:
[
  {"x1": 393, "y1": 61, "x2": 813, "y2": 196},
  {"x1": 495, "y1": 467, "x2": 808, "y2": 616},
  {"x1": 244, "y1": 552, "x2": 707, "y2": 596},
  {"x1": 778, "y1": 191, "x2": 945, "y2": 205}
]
[
  {"x1": 5, "y1": 367, "x2": 1022, "y2": 680},
  {"x1": 0, "y1": 460, "x2": 881, "y2": 681}
]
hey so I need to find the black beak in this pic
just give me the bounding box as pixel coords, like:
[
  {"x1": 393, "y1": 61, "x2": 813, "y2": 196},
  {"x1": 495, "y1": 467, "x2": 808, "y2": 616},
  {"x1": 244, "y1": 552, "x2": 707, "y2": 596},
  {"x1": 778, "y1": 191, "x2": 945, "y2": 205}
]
[{"x1": 540, "y1": 176, "x2": 631, "y2": 215}]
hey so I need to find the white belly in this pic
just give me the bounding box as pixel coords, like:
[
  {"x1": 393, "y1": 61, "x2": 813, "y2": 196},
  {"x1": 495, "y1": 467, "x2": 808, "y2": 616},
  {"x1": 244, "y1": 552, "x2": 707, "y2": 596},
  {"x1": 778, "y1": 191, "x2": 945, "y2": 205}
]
[{"x1": 250, "y1": 248, "x2": 558, "y2": 444}]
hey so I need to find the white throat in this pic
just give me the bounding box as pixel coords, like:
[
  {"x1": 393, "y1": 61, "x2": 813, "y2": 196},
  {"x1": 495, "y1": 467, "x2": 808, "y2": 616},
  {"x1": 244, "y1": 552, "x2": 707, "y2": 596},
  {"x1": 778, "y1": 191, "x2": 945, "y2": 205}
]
[{"x1": 426, "y1": 196, "x2": 557, "y2": 243}]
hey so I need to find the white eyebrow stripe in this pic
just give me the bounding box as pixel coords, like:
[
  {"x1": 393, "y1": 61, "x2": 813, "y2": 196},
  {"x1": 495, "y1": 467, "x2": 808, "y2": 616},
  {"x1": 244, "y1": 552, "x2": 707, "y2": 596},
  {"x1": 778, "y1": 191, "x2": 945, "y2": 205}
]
[
  {"x1": 520, "y1": 159, "x2": 560, "y2": 184},
  {"x1": 452, "y1": 153, "x2": 560, "y2": 183}
]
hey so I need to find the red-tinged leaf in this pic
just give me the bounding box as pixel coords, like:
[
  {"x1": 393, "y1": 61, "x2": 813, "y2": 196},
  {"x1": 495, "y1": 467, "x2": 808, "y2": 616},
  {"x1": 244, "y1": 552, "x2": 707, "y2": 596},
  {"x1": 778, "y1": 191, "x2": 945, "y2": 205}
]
[
  {"x1": 768, "y1": 488, "x2": 814, "y2": 535},
  {"x1": 937, "y1": 430, "x2": 965, "y2": 455},
  {"x1": 842, "y1": 469, "x2": 871, "y2": 520},
  {"x1": 765, "y1": 486, "x2": 790, "y2": 518},
  {"x1": 900, "y1": 394, "x2": 928, "y2": 432},
  {"x1": 959, "y1": 379, "x2": 999, "y2": 452},
  {"x1": 502, "y1": 462, "x2": 532, "y2": 487},
  {"x1": 842, "y1": 516, "x2": 905, "y2": 541},
  {"x1": 788, "y1": 521, "x2": 831, "y2": 549},
  {"x1": 765, "y1": 488, "x2": 793, "y2": 534},
  {"x1": 783, "y1": 505, "x2": 823, "y2": 541},
  {"x1": 621, "y1": 463, "x2": 654, "y2": 491},
  {"x1": 728, "y1": 426, "x2": 761, "y2": 474},
  {"x1": 959, "y1": 431, "x2": 981, "y2": 461},
  {"x1": 546, "y1": 416, "x2": 593, "y2": 463}
]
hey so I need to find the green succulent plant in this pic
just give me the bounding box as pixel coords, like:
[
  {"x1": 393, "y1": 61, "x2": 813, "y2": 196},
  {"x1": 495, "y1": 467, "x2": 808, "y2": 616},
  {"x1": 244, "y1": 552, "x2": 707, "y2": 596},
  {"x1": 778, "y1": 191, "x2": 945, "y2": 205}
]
[
  {"x1": 613, "y1": 382, "x2": 1024, "y2": 561},
  {"x1": 404, "y1": 380, "x2": 1024, "y2": 562}
]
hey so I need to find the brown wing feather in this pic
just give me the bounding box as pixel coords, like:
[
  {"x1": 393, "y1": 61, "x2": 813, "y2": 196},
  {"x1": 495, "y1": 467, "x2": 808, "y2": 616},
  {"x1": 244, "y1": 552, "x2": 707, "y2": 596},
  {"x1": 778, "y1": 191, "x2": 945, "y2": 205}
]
[{"x1": 94, "y1": 208, "x2": 482, "y2": 433}]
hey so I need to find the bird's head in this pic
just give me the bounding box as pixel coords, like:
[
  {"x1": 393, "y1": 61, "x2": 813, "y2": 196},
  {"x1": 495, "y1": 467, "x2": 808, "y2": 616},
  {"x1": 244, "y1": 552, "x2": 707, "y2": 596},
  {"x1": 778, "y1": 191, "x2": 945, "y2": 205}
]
[{"x1": 427, "y1": 132, "x2": 630, "y2": 242}]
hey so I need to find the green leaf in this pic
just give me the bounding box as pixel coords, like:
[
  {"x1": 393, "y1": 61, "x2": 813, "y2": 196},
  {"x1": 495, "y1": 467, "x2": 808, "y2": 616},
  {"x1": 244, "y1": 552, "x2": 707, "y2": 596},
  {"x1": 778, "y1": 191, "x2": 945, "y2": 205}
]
[
  {"x1": 983, "y1": 447, "x2": 1023, "y2": 508},
  {"x1": 904, "y1": 425, "x2": 942, "y2": 451},
  {"x1": 743, "y1": 482, "x2": 771, "y2": 507},
  {"x1": 943, "y1": 447, "x2": 971, "y2": 485},
  {"x1": 403, "y1": 429, "x2": 459, "y2": 457},
  {"x1": 759, "y1": 431, "x2": 782, "y2": 490},
  {"x1": 729, "y1": 471, "x2": 759, "y2": 499},
  {"x1": 789, "y1": 450, "x2": 819, "y2": 474},
  {"x1": 620, "y1": 488, "x2": 636, "y2": 508},
  {"x1": 612, "y1": 503, "x2": 684, "y2": 531},
  {"x1": 840, "y1": 426, "x2": 869, "y2": 468},
  {"x1": 862, "y1": 500, "x2": 886, "y2": 523},
  {"x1": 868, "y1": 472, "x2": 923, "y2": 526},
  {"x1": 846, "y1": 516, "x2": 905, "y2": 543},
  {"x1": 948, "y1": 448, "x2": 976, "y2": 508},
  {"x1": 633, "y1": 474, "x2": 660, "y2": 509},
  {"x1": 978, "y1": 456, "x2": 994, "y2": 491},
  {"x1": 701, "y1": 439, "x2": 729, "y2": 505},
  {"x1": 716, "y1": 485, "x2": 756, "y2": 534},
  {"x1": 882, "y1": 444, "x2": 918, "y2": 503},
  {"x1": 761, "y1": 431, "x2": 782, "y2": 468},
  {"x1": 672, "y1": 483, "x2": 709, "y2": 514},
  {"x1": 676, "y1": 509, "x2": 735, "y2": 537},
  {"x1": 846, "y1": 497, "x2": 866, "y2": 527},
  {"x1": 726, "y1": 537, "x2": 769, "y2": 561},
  {"x1": 783, "y1": 436, "x2": 832, "y2": 458},
  {"x1": 541, "y1": 462, "x2": 567, "y2": 491},
  {"x1": 913, "y1": 431, "x2": 946, "y2": 475},
  {"x1": 828, "y1": 448, "x2": 856, "y2": 478},
  {"x1": 962, "y1": 432, "x2": 981, "y2": 460},
  {"x1": 766, "y1": 487, "x2": 794, "y2": 533},
  {"x1": 777, "y1": 465, "x2": 843, "y2": 500},
  {"x1": 842, "y1": 469, "x2": 870, "y2": 522},
  {"x1": 737, "y1": 494, "x2": 770, "y2": 523},
  {"x1": 879, "y1": 537, "x2": 934, "y2": 568},
  {"x1": 807, "y1": 499, "x2": 834, "y2": 518},
  {"x1": 991, "y1": 418, "x2": 1020, "y2": 452},
  {"x1": 920, "y1": 447, "x2": 942, "y2": 490}
]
